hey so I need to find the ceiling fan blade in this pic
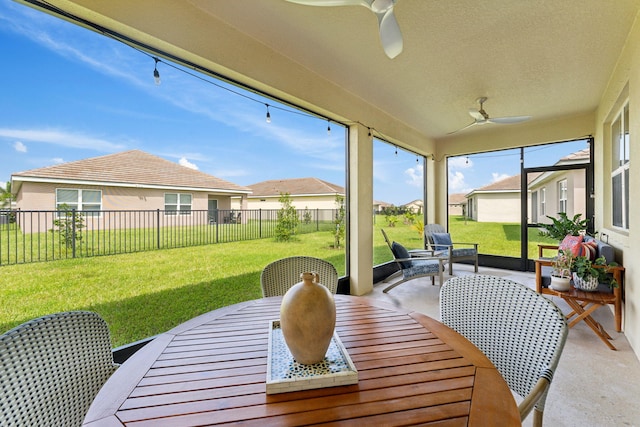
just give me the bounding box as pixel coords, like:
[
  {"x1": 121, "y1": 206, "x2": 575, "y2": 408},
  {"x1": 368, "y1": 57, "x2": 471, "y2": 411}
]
[
  {"x1": 285, "y1": 0, "x2": 368, "y2": 6},
  {"x1": 376, "y1": 8, "x2": 403, "y2": 58},
  {"x1": 487, "y1": 115, "x2": 532, "y2": 124},
  {"x1": 448, "y1": 121, "x2": 478, "y2": 135}
]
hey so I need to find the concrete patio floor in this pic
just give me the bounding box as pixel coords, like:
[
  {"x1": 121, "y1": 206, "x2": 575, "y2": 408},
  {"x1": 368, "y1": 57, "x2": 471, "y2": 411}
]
[{"x1": 363, "y1": 264, "x2": 640, "y2": 427}]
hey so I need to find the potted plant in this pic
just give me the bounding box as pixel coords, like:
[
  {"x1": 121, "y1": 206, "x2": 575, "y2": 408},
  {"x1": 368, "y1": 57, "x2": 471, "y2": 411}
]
[
  {"x1": 571, "y1": 255, "x2": 618, "y2": 291},
  {"x1": 549, "y1": 249, "x2": 573, "y2": 291},
  {"x1": 538, "y1": 212, "x2": 590, "y2": 241}
]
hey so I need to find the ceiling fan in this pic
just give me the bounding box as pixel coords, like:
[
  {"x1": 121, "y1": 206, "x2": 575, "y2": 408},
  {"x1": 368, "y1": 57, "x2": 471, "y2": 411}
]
[
  {"x1": 285, "y1": 0, "x2": 403, "y2": 59},
  {"x1": 449, "y1": 97, "x2": 532, "y2": 134}
]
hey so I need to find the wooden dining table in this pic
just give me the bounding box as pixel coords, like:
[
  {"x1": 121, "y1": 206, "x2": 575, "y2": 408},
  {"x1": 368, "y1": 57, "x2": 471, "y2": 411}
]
[{"x1": 84, "y1": 295, "x2": 520, "y2": 426}]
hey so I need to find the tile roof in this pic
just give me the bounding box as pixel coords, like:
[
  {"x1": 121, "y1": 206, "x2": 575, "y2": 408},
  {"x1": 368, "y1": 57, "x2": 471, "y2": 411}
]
[
  {"x1": 448, "y1": 193, "x2": 467, "y2": 205},
  {"x1": 247, "y1": 177, "x2": 344, "y2": 197},
  {"x1": 12, "y1": 150, "x2": 250, "y2": 193},
  {"x1": 473, "y1": 173, "x2": 542, "y2": 192}
]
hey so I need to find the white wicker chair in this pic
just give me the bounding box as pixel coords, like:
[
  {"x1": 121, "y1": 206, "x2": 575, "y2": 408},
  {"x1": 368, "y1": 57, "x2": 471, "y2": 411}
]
[
  {"x1": 440, "y1": 275, "x2": 568, "y2": 427},
  {"x1": 0, "y1": 311, "x2": 118, "y2": 426},
  {"x1": 260, "y1": 256, "x2": 338, "y2": 297}
]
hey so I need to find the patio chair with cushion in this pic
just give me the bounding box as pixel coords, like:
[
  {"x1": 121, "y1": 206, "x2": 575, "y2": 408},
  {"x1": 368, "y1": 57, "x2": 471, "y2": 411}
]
[
  {"x1": 440, "y1": 275, "x2": 568, "y2": 427},
  {"x1": 381, "y1": 230, "x2": 444, "y2": 293},
  {"x1": 0, "y1": 311, "x2": 118, "y2": 426},
  {"x1": 424, "y1": 223, "x2": 478, "y2": 275},
  {"x1": 260, "y1": 256, "x2": 338, "y2": 297}
]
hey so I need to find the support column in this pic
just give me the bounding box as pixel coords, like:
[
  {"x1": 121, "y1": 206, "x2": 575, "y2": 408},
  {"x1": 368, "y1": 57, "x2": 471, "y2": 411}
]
[{"x1": 348, "y1": 124, "x2": 373, "y2": 295}]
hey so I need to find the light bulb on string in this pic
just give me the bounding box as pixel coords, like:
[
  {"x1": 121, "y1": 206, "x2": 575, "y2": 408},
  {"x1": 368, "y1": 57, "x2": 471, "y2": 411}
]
[
  {"x1": 395, "y1": 146, "x2": 398, "y2": 156},
  {"x1": 465, "y1": 156, "x2": 469, "y2": 165},
  {"x1": 153, "y1": 58, "x2": 161, "y2": 86},
  {"x1": 265, "y1": 104, "x2": 271, "y2": 123},
  {"x1": 327, "y1": 120, "x2": 331, "y2": 135}
]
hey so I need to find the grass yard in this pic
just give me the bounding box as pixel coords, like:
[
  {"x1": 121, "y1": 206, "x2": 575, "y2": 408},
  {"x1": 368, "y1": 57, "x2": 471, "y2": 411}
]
[
  {"x1": 1, "y1": 216, "x2": 554, "y2": 348},
  {"x1": 1, "y1": 231, "x2": 349, "y2": 347}
]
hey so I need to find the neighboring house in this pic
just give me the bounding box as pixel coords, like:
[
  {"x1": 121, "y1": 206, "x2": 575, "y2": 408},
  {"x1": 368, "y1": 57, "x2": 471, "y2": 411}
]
[
  {"x1": 245, "y1": 177, "x2": 344, "y2": 214},
  {"x1": 11, "y1": 150, "x2": 251, "y2": 233},
  {"x1": 402, "y1": 199, "x2": 423, "y2": 214},
  {"x1": 528, "y1": 149, "x2": 589, "y2": 224},
  {"x1": 448, "y1": 193, "x2": 467, "y2": 217},
  {"x1": 373, "y1": 200, "x2": 393, "y2": 213},
  {"x1": 465, "y1": 174, "x2": 541, "y2": 223}
]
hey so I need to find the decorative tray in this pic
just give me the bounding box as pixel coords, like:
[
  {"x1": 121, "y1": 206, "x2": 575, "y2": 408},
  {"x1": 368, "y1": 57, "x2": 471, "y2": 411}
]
[{"x1": 266, "y1": 320, "x2": 358, "y2": 394}]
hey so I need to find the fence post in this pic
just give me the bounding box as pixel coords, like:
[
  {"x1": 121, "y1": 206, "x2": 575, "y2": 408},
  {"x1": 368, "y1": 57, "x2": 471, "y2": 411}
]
[
  {"x1": 156, "y1": 209, "x2": 161, "y2": 249},
  {"x1": 316, "y1": 208, "x2": 319, "y2": 231},
  {"x1": 259, "y1": 209, "x2": 262, "y2": 238},
  {"x1": 71, "y1": 209, "x2": 77, "y2": 258}
]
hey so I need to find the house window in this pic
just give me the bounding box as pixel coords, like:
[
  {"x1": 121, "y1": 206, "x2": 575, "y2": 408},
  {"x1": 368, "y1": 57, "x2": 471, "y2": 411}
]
[
  {"x1": 558, "y1": 180, "x2": 567, "y2": 213},
  {"x1": 56, "y1": 188, "x2": 102, "y2": 216},
  {"x1": 540, "y1": 187, "x2": 546, "y2": 216},
  {"x1": 165, "y1": 193, "x2": 192, "y2": 215},
  {"x1": 611, "y1": 102, "x2": 630, "y2": 229}
]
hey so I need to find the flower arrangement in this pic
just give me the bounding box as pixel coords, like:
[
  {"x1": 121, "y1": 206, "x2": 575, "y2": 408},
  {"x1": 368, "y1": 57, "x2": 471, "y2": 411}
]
[{"x1": 552, "y1": 249, "x2": 574, "y2": 279}]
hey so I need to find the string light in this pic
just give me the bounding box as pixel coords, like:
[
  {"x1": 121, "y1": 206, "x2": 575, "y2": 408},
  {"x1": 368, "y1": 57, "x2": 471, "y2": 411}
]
[
  {"x1": 327, "y1": 120, "x2": 331, "y2": 135},
  {"x1": 265, "y1": 104, "x2": 271, "y2": 123},
  {"x1": 395, "y1": 146, "x2": 398, "y2": 156},
  {"x1": 368, "y1": 128, "x2": 372, "y2": 137},
  {"x1": 153, "y1": 57, "x2": 161, "y2": 85}
]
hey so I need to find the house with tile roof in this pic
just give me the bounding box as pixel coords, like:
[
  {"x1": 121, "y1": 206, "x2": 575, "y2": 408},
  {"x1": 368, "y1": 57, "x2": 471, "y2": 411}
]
[
  {"x1": 465, "y1": 173, "x2": 541, "y2": 223},
  {"x1": 448, "y1": 193, "x2": 467, "y2": 216},
  {"x1": 244, "y1": 178, "x2": 344, "y2": 217},
  {"x1": 11, "y1": 150, "x2": 251, "y2": 233}
]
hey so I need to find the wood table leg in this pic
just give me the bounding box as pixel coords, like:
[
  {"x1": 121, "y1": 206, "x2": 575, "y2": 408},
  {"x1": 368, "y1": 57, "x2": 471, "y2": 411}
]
[{"x1": 563, "y1": 297, "x2": 616, "y2": 350}]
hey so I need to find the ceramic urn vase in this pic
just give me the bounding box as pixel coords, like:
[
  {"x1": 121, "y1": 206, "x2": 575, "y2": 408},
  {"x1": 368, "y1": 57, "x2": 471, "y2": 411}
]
[{"x1": 280, "y1": 272, "x2": 336, "y2": 364}]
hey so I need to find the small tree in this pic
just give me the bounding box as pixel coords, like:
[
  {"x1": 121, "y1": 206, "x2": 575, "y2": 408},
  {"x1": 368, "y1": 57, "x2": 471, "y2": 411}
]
[
  {"x1": 275, "y1": 193, "x2": 299, "y2": 241},
  {"x1": 0, "y1": 181, "x2": 12, "y2": 209},
  {"x1": 302, "y1": 206, "x2": 312, "y2": 224},
  {"x1": 332, "y1": 194, "x2": 346, "y2": 248},
  {"x1": 51, "y1": 203, "x2": 86, "y2": 249}
]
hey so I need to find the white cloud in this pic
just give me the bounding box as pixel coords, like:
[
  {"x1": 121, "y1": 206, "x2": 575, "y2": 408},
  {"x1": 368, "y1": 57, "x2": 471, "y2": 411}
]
[
  {"x1": 52, "y1": 158, "x2": 64, "y2": 164},
  {"x1": 448, "y1": 156, "x2": 473, "y2": 169},
  {"x1": 179, "y1": 157, "x2": 198, "y2": 170},
  {"x1": 0, "y1": 128, "x2": 125, "y2": 152},
  {"x1": 491, "y1": 172, "x2": 510, "y2": 182},
  {"x1": 404, "y1": 164, "x2": 423, "y2": 187},
  {"x1": 13, "y1": 141, "x2": 27, "y2": 153},
  {"x1": 448, "y1": 171, "x2": 467, "y2": 193}
]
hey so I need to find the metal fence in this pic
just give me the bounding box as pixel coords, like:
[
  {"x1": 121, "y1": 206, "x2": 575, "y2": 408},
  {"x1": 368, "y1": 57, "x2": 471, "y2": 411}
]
[{"x1": 0, "y1": 208, "x2": 339, "y2": 266}]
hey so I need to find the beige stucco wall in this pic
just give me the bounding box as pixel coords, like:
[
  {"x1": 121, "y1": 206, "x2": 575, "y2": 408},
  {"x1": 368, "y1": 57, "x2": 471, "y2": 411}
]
[
  {"x1": 246, "y1": 194, "x2": 340, "y2": 211},
  {"x1": 593, "y1": 12, "x2": 639, "y2": 356},
  {"x1": 529, "y1": 169, "x2": 587, "y2": 224},
  {"x1": 474, "y1": 192, "x2": 521, "y2": 223}
]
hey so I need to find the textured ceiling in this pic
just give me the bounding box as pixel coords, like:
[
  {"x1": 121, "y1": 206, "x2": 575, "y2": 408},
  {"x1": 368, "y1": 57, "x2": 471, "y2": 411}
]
[{"x1": 186, "y1": 0, "x2": 639, "y2": 139}]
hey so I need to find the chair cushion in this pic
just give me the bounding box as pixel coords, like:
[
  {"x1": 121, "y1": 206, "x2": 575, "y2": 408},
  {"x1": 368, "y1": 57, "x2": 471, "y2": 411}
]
[
  {"x1": 431, "y1": 232, "x2": 452, "y2": 251},
  {"x1": 391, "y1": 241, "x2": 411, "y2": 269},
  {"x1": 559, "y1": 234, "x2": 583, "y2": 257},
  {"x1": 451, "y1": 248, "x2": 477, "y2": 257},
  {"x1": 405, "y1": 259, "x2": 441, "y2": 279}
]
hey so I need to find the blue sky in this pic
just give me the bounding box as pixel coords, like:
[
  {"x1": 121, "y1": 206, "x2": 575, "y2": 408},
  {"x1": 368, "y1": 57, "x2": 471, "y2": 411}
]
[{"x1": 0, "y1": 1, "x2": 587, "y2": 205}]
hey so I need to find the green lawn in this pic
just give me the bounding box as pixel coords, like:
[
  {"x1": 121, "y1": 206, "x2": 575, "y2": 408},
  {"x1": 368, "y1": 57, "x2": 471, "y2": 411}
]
[
  {"x1": 1, "y1": 217, "x2": 554, "y2": 348},
  {"x1": 1, "y1": 231, "x2": 348, "y2": 347}
]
